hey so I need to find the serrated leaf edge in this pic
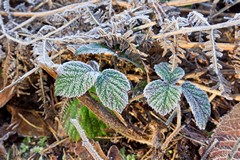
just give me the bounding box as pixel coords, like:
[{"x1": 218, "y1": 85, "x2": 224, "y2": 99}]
[
  {"x1": 95, "y1": 69, "x2": 131, "y2": 113},
  {"x1": 182, "y1": 81, "x2": 211, "y2": 130},
  {"x1": 143, "y1": 80, "x2": 182, "y2": 116}
]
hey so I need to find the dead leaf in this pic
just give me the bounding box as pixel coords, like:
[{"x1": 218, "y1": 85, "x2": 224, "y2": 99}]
[
  {"x1": 206, "y1": 103, "x2": 240, "y2": 160},
  {"x1": 0, "y1": 77, "x2": 15, "y2": 108},
  {"x1": 7, "y1": 105, "x2": 51, "y2": 137},
  {"x1": 66, "y1": 140, "x2": 94, "y2": 160},
  {"x1": 107, "y1": 145, "x2": 124, "y2": 160}
]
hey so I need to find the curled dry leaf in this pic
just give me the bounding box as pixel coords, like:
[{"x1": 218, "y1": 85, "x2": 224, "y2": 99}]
[
  {"x1": 107, "y1": 145, "x2": 123, "y2": 160},
  {"x1": 7, "y1": 105, "x2": 52, "y2": 137},
  {"x1": 206, "y1": 103, "x2": 240, "y2": 160}
]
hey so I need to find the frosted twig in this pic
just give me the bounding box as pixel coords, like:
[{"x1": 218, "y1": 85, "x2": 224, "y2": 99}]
[
  {"x1": 109, "y1": 0, "x2": 112, "y2": 17},
  {"x1": 0, "y1": 67, "x2": 39, "y2": 94},
  {"x1": 0, "y1": 16, "x2": 36, "y2": 40},
  {"x1": 0, "y1": 15, "x2": 81, "y2": 45},
  {"x1": 211, "y1": 0, "x2": 240, "y2": 19},
  {"x1": 153, "y1": 19, "x2": 240, "y2": 39},
  {"x1": 70, "y1": 119, "x2": 103, "y2": 160},
  {"x1": 0, "y1": 0, "x2": 99, "y2": 17},
  {"x1": 0, "y1": 51, "x2": 63, "y2": 94}
]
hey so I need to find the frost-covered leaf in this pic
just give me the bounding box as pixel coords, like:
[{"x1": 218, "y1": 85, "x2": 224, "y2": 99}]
[
  {"x1": 95, "y1": 69, "x2": 131, "y2": 113},
  {"x1": 154, "y1": 62, "x2": 185, "y2": 84},
  {"x1": 143, "y1": 80, "x2": 181, "y2": 115},
  {"x1": 182, "y1": 82, "x2": 211, "y2": 130},
  {"x1": 55, "y1": 61, "x2": 100, "y2": 98},
  {"x1": 76, "y1": 43, "x2": 116, "y2": 56}
]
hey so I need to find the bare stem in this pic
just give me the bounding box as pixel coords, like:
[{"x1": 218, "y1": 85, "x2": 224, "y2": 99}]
[
  {"x1": 161, "y1": 104, "x2": 181, "y2": 151},
  {"x1": 70, "y1": 119, "x2": 103, "y2": 160}
]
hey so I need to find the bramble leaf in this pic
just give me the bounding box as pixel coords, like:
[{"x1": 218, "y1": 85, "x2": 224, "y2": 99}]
[
  {"x1": 182, "y1": 81, "x2": 211, "y2": 130},
  {"x1": 154, "y1": 62, "x2": 185, "y2": 84},
  {"x1": 55, "y1": 61, "x2": 100, "y2": 98},
  {"x1": 76, "y1": 43, "x2": 116, "y2": 56},
  {"x1": 95, "y1": 69, "x2": 131, "y2": 113},
  {"x1": 62, "y1": 99, "x2": 81, "y2": 141},
  {"x1": 143, "y1": 80, "x2": 181, "y2": 115}
]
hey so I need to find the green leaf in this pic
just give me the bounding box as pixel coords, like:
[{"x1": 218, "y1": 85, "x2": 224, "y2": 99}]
[
  {"x1": 154, "y1": 62, "x2": 185, "y2": 84},
  {"x1": 182, "y1": 82, "x2": 211, "y2": 130},
  {"x1": 62, "y1": 99, "x2": 108, "y2": 140},
  {"x1": 55, "y1": 61, "x2": 100, "y2": 98},
  {"x1": 79, "y1": 106, "x2": 108, "y2": 139},
  {"x1": 62, "y1": 99, "x2": 81, "y2": 141},
  {"x1": 76, "y1": 43, "x2": 116, "y2": 56},
  {"x1": 143, "y1": 80, "x2": 181, "y2": 115},
  {"x1": 95, "y1": 69, "x2": 131, "y2": 113}
]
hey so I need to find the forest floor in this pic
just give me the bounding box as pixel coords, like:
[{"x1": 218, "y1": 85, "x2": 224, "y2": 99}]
[{"x1": 0, "y1": 0, "x2": 240, "y2": 159}]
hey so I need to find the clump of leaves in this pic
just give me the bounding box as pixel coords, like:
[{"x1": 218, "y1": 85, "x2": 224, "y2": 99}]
[
  {"x1": 54, "y1": 44, "x2": 210, "y2": 130},
  {"x1": 143, "y1": 62, "x2": 211, "y2": 129},
  {"x1": 62, "y1": 98, "x2": 108, "y2": 141},
  {"x1": 55, "y1": 60, "x2": 131, "y2": 113}
]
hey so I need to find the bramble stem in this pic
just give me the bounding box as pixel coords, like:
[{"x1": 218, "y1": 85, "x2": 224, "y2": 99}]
[{"x1": 161, "y1": 104, "x2": 182, "y2": 151}]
